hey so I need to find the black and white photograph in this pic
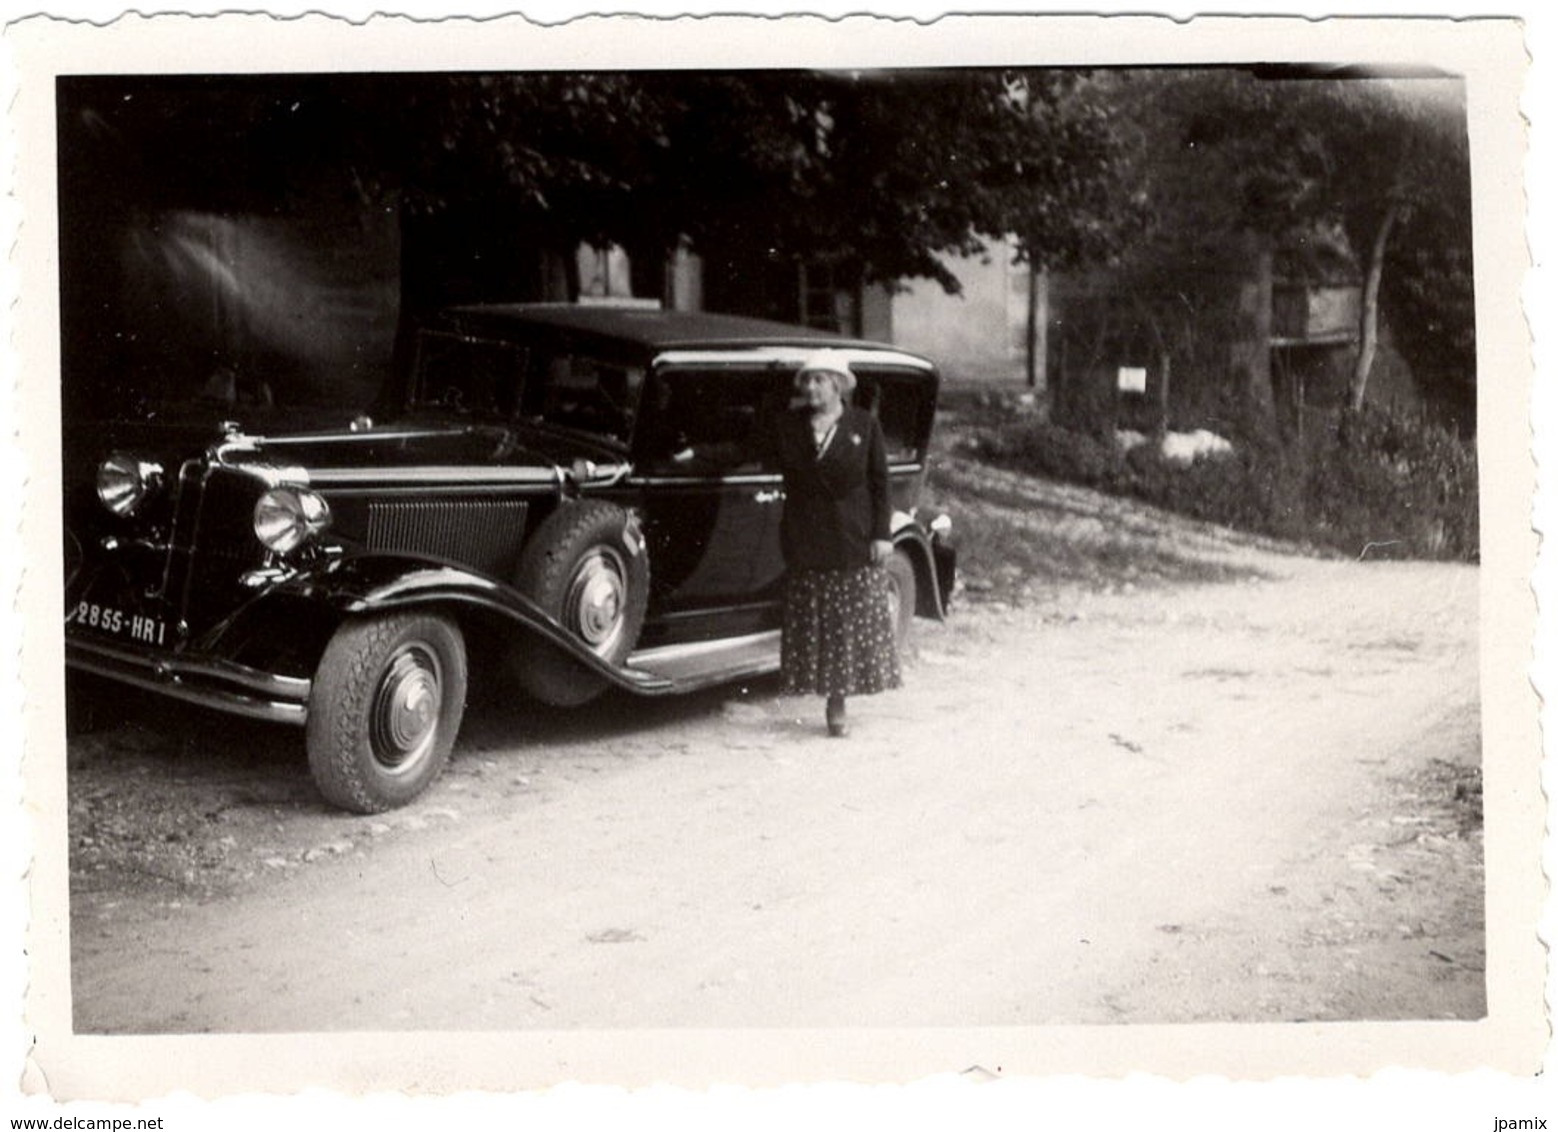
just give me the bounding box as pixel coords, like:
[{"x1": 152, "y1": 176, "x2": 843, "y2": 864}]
[{"x1": 4, "y1": 5, "x2": 1545, "y2": 1120}]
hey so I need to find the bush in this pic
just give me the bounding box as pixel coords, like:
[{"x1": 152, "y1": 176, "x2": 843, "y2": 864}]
[
  {"x1": 1308, "y1": 405, "x2": 1480, "y2": 560},
  {"x1": 1118, "y1": 438, "x2": 1303, "y2": 537},
  {"x1": 963, "y1": 420, "x2": 1123, "y2": 486},
  {"x1": 964, "y1": 404, "x2": 1478, "y2": 561}
]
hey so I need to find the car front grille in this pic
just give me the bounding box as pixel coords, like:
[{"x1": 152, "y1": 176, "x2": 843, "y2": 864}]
[{"x1": 169, "y1": 463, "x2": 271, "y2": 632}]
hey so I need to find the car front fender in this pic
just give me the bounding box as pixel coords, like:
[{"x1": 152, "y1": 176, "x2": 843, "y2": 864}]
[{"x1": 266, "y1": 552, "x2": 674, "y2": 694}]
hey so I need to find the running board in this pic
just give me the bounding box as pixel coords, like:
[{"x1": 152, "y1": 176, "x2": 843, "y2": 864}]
[{"x1": 625, "y1": 630, "x2": 781, "y2": 692}]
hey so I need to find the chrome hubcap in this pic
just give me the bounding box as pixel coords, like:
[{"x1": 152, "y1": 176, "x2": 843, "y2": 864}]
[
  {"x1": 370, "y1": 644, "x2": 443, "y2": 773},
  {"x1": 564, "y1": 548, "x2": 629, "y2": 655}
]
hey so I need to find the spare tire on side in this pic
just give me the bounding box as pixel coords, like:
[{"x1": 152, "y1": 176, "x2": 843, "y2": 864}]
[{"x1": 509, "y1": 499, "x2": 650, "y2": 707}]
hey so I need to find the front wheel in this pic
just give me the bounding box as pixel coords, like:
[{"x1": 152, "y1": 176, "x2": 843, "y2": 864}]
[
  {"x1": 883, "y1": 548, "x2": 918, "y2": 649},
  {"x1": 306, "y1": 612, "x2": 468, "y2": 813}
]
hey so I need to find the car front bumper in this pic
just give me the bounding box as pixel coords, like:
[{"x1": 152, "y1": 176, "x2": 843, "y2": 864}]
[{"x1": 67, "y1": 634, "x2": 312, "y2": 725}]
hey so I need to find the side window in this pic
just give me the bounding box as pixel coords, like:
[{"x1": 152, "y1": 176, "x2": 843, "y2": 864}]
[
  {"x1": 853, "y1": 366, "x2": 927, "y2": 463},
  {"x1": 520, "y1": 353, "x2": 645, "y2": 442},
  {"x1": 637, "y1": 367, "x2": 787, "y2": 473}
]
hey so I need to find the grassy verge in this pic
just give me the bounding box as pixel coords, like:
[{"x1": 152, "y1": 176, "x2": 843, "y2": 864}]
[
  {"x1": 941, "y1": 393, "x2": 1477, "y2": 564},
  {"x1": 920, "y1": 450, "x2": 1273, "y2": 610}
]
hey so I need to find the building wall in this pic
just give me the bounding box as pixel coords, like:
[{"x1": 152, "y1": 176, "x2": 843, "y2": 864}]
[
  {"x1": 858, "y1": 283, "x2": 895, "y2": 344},
  {"x1": 889, "y1": 240, "x2": 1036, "y2": 385},
  {"x1": 585, "y1": 240, "x2": 1026, "y2": 380}
]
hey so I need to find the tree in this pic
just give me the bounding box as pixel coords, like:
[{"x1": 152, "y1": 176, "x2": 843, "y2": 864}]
[
  {"x1": 62, "y1": 70, "x2": 1138, "y2": 300},
  {"x1": 1039, "y1": 69, "x2": 1284, "y2": 430},
  {"x1": 401, "y1": 70, "x2": 1138, "y2": 297},
  {"x1": 1000, "y1": 70, "x2": 1145, "y2": 273},
  {"x1": 1218, "y1": 71, "x2": 1474, "y2": 420},
  {"x1": 59, "y1": 70, "x2": 1144, "y2": 412},
  {"x1": 1081, "y1": 68, "x2": 1475, "y2": 433}
]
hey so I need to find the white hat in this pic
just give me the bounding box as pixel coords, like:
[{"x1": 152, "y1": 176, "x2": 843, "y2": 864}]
[{"x1": 796, "y1": 349, "x2": 857, "y2": 396}]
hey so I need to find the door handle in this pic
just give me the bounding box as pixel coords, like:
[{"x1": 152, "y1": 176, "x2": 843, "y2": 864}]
[{"x1": 753, "y1": 489, "x2": 784, "y2": 504}]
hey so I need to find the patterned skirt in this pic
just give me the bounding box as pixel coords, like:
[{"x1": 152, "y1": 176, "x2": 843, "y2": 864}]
[{"x1": 781, "y1": 565, "x2": 903, "y2": 698}]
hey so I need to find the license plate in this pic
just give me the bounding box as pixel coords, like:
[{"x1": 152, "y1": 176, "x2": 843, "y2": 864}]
[{"x1": 67, "y1": 600, "x2": 168, "y2": 647}]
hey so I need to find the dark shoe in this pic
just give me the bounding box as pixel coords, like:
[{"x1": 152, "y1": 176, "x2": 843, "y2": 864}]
[{"x1": 826, "y1": 695, "x2": 847, "y2": 738}]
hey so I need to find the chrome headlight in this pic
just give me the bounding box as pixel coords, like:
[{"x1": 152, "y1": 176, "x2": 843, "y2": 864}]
[
  {"x1": 253, "y1": 487, "x2": 331, "y2": 554},
  {"x1": 96, "y1": 454, "x2": 164, "y2": 517}
]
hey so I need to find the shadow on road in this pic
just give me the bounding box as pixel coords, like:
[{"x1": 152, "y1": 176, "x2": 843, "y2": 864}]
[
  {"x1": 65, "y1": 664, "x2": 778, "y2": 809},
  {"x1": 459, "y1": 670, "x2": 781, "y2": 752}
]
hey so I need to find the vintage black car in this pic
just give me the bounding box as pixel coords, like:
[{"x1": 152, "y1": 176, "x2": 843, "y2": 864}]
[{"x1": 64, "y1": 304, "x2": 956, "y2": 811}]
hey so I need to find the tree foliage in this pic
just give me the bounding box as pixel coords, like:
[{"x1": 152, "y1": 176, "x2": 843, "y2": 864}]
[
  {"x1": 71, "y1": 70, "x2": 1135, "y2": 297},
  {"x1": 1030, "y1": 68, "x2": 1476, "y2": 436},
  {"x1": 1175, "y1": 70, "x2": 1474, "y2": 422},
  {"x1": 374, "y1": 70, "x2": 1138, "y2": 293}
]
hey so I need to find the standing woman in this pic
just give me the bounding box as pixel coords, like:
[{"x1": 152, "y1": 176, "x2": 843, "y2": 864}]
[{"x1": 774, "y1": 349, "x2": 902, "y2": 736}]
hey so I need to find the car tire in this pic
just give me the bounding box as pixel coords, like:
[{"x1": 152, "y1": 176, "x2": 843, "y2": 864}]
[
  {"x1": 306, "y1": 612, "x2": 468, "y2": 813},
  {"x1": 510, "y1": 500, "x2": 650, "y2": 707},
  {"x1": 884, "y1": 547, "x2": 918, "y2": 649}
]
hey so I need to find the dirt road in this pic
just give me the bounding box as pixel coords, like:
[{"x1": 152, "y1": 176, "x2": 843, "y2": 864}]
[{"x1": 66, "y1": 493, "x2": 1483, "y2": 1034}]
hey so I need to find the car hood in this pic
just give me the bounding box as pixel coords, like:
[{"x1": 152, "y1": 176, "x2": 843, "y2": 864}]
[
  {"x1": 244, "y1": 420, "x2": 627, "y2": 477},
  {"x1": 68, "y1": 416, "x2": 629, "y2": 486}
]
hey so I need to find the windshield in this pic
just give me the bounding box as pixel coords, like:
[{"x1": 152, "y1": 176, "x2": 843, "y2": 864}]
[{"x1": 410, "y1": 330, "x2": 645, "y2": 443}]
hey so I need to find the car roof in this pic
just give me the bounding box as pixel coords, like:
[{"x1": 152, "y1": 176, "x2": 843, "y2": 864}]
[{"x1": 433, "y1": 302, "x2": 929, "y2": 359}]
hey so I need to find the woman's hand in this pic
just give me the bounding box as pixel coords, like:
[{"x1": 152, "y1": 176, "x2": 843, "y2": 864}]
[{"x1": 870, "y1": 539, "x2": 894, "y2": 567}]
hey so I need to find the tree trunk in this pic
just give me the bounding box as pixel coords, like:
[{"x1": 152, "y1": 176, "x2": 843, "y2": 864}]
[
  {"x1": 1025, "y1": 265, "x2": 1038, "y2": 388},
  {"x1": 1230, "y1": 232, "x2": 1275, "y2": 431},
  {"x1": 1159, "y1": 349, "x2": 1171, "y2": 437},
  {"x1": 1349, "y1": 198, "x2": 1402, "y2": 412}
]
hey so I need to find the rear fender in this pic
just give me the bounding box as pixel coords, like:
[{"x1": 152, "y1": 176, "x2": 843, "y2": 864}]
[
  {"x1": 887, "y1": 521, "x2": 949, "y2": 621},
  {"x1": 262, "y1": 552, "x2": 672, "y2": 694}
]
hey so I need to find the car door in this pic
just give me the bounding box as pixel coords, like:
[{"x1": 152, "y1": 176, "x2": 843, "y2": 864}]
[
  {"x1": 850, "y1": 361, "x2": 937, "y2": 513},
  {"x1": 628, "y1": 363, "x2": 789, "y2": 645}
]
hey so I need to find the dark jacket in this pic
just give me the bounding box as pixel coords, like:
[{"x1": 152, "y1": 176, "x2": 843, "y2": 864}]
[{"x1": 770, "y1": 405, "x2": 891, "y2": 572}]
